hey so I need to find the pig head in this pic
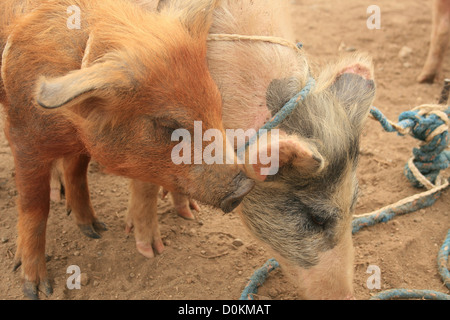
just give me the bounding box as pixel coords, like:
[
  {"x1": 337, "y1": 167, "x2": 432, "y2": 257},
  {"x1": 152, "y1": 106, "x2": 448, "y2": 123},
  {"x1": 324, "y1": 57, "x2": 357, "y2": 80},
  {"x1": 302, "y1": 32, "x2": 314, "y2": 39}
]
[
  {"x1": 238, "y1": 56, "x2": 376, "y2": 300},
  {"x1": 2, "y1": 0, "x2": 253, "y2": 212},
  {"x1": 204, "y1": 1, "x2": 376, "y2": 299}
]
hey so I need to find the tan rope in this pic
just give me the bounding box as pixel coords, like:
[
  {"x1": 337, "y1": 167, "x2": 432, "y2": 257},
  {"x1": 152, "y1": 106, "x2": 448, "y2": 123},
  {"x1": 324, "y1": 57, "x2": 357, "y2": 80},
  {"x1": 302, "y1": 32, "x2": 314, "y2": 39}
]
[
  {"x1": 413, "y1": 104, "x2": 449, "y2": 115},
  {"x1": 207, "y1": 33, "x2": 302, "y2": 53},
  {"x1": 353, "y1": 177, "x2": 448, "y2": 219},
  {"x1": 415, "y1": 105, "x2": 449, "y2": 142},
  {"x1": 1, "y1": 36, "x2": 12, "y2": 85}
]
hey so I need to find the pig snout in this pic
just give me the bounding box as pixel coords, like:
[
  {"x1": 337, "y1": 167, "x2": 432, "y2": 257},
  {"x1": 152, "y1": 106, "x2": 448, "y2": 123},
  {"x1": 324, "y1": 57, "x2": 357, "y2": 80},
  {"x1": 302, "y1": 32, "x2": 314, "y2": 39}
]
[
  {"x1": 220, "y1": 172, "x2": 255, "y2": 213},
  {"x1": 293, "y1": 232, "x2": 355, "y2": 300}
]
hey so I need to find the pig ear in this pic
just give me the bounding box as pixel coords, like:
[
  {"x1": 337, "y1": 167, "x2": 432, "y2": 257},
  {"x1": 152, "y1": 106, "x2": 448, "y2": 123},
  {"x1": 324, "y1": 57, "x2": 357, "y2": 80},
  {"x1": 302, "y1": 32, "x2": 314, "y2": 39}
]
[
  {"x1": 159, "y1": 0, "x2": 219, "y2": 37},
  {"x1": 35, "y1": 60, "x2": 132, "y2": 109},
  {"x1": 330, "y1": 63, "x2": 376, "y2": 132},
  {"x1": 246, "y1": 133, "x2": 325, "y2": 181}
]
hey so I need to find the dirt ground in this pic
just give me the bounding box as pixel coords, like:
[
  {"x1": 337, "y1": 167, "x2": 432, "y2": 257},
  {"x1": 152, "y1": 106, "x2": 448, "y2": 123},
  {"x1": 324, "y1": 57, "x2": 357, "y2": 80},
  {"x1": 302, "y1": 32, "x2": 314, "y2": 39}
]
[{"x1": 0, "y1": 0, "x2": 449, "y2": 301}]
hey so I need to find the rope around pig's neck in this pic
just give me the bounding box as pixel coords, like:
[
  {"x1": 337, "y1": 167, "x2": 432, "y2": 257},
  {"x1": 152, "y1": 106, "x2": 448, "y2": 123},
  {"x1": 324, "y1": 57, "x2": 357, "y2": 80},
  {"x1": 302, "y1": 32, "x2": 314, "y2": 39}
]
[
  {"x1": 207, "y1": 33, "x2": 304, "y2": 53},
  {"x1": 237, "y1": 76, "x2": 315, "y2": 155},
  {"x1": 207, "y1": 33, "x2": 313, "y2": 154}
]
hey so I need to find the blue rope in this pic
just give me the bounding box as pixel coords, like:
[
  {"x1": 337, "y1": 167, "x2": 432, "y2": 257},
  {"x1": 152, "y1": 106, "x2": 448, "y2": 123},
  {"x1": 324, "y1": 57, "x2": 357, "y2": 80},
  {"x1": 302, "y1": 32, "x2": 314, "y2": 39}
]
[
  {"x1": 351, "y1": 191, "x2": 442, "y2": 234},
  {"x1": 438, "y1": 230, "x2": 450, "y2": 290},
  {"x1": 370, "y1": 289, "x2": 450, "y2": 300},
  {"x1": 260, "y1": 77, "x2": 316, "y2": 132},
  {"x1": 239, "y1": 258, "x2": 280, "y2": 300},
  {"x1": 237, "y1": 77, "x2": 315, "y2": 157}
]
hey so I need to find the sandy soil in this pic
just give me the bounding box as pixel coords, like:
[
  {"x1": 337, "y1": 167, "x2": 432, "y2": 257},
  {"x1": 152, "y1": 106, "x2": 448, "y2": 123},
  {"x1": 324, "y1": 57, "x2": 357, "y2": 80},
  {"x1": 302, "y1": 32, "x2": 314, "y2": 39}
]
[{"x1": 0, "y1": 0, "x2": 449, "y2": 300}]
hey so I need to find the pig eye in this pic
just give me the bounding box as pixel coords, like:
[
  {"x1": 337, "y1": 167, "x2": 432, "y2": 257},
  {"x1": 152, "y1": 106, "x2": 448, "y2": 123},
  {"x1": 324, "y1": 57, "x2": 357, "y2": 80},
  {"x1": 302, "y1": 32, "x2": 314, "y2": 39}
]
[
  {"x1": 154, "y1": 118, "x2": 183, "y2": 139},
  {"x1": 159, "y1": 124, "x2": 176, "y2": 136},
  {"x1": 156, "y1": 118, "x2": 182, "y2": 131},
  {"x1": 310, "y1": 214, "x2": 328, "y2": 227},
  {"x1": 307, "y1": 208, "x2": 338, "y2": 229}
]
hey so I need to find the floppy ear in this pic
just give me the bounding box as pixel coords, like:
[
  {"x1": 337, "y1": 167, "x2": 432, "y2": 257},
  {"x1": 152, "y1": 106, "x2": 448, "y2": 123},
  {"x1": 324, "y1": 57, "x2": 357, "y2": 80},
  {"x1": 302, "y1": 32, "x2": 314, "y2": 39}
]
[
  {"x1": 245, "y1": 132, "x2": 324, "y2": 181},
  {"x1": 35, "y1": 60, "x2": 132, "y2": 109},
  {"x1": 158, "y1": 0, "x2": 220, "y2": 37},
  {"x1": 330, "y1": 63, "x2": 376, "y2": 133}
]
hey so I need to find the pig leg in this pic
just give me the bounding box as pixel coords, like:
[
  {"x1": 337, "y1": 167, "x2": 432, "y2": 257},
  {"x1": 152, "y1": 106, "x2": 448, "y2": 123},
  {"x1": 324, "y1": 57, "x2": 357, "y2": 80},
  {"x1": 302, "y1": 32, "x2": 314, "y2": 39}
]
[
  {"x1": 63, "y1": 154, "x2": 107, "y2": 239},
  {"x1": 13, "y1": 158, "x2": 53, "y2": 300},
  {"x1": 50, "y1": 159, "x2": 65, "y2": 202},
  {"x1": 169, "y1": 192, "x2": 199, "y2": 220},
  {"x1": 418, "y1": 0, "x2": 450, "y2": 83},
  {"x1": 126, "y1": 180, "x2": 164, "y2": 258}
]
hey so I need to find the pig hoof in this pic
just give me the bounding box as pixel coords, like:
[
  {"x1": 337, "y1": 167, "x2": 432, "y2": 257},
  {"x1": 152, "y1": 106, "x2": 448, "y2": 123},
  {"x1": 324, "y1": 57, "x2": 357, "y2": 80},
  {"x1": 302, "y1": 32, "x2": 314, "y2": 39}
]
[
  {"x1": 23, "y1": 281, "x2": 39, "y2": 300},
  {"x1": 39, "y1": 279, "x2": 53, "y2": 297},
  {"x1": 23, "y1": 279, "x2": 53, "y2": 300},
  {"x1": 136, "y1": 240, "x2": 165, "y2": 259},
  {"x1": 176, "y1": 207, "x2": 196, "y2": 220},
  {"x1": 417, "y1": 72, "x2": 436, "y2": 84},
  {"x1": 78, "y1": 220, "x2": 108, "y2": 239},
  {"x1": 175, "y1": 200, "x2": 200, "y2": 220},
  {"x1": 136, "y1": 242, "x2": 155, "y2": 258},
  {"x1": 93, "y1": 220, "x2": 108, "y2": 232},
  {"x1": 79, "y1": 225, "x2": 101, "y2": 239}
]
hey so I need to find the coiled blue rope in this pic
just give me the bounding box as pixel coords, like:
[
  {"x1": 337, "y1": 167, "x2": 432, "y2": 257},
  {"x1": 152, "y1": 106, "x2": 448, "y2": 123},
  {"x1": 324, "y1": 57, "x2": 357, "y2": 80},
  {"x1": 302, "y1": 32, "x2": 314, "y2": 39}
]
[
  {"x1": 370, "y1": 106, "x2": 450, "y2": 188},
  {"x1": 352, "y1": 105, "x2": 449, "y2": 234}
]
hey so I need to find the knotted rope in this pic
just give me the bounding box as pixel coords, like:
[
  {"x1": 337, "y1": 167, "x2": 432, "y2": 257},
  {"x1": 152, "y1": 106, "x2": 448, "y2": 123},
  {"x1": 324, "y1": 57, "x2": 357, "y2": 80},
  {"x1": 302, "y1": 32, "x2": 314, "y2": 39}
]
[
  {"x1": 352, "y1": 105, "x2": 449, "y2": 233},
  {"x1": 369, "y1": 105, "x2": 449, "y2": 188}
]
